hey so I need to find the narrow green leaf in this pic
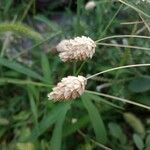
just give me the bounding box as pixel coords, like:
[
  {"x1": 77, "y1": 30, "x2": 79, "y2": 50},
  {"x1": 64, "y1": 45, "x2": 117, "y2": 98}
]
[
  {"x1": 50, "y1": 103, "x2": 70, "y2": 150},
  {"x1": 27, "y1": 84, "x2": 39, "y2": 101},
  {"x1": 0, "y1": 58, "x2": 43, "y2": 80},
  {"x1": 133, "y1": 134, "x2": 144, "y2": 150},
  {"x1": 146, "y1": 134, "x2": 150, "y2": 146},
  {"x1": 0, "y1": 78, "x2": 51, "y2": 87},
  {"x1": 108, "y1": 122, "x2": 123, "y2": 139},
  {"x1": 82, "y1": 93, "x2": 107, "y2": 144},
  {"x1": 26, "y1": 103, "x2": 70, "y2": 142},
  {"x1": 27, "y1": 86, "x2": 38, "y2": 125},
  {"x1": 41, "y1": 52, "x2": 52, "y2": 84}
]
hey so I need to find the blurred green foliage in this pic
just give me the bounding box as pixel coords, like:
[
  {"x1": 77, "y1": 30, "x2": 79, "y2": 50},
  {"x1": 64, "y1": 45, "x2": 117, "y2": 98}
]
[{"x1": 0, "y1": 0, "x2": 150, "y2": 149}]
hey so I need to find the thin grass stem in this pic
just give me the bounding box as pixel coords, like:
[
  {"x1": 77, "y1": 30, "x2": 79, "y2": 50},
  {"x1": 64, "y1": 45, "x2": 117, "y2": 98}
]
[
  {"x1": 120, "y1": 21, "x2": 143, "y2": 25},
  {"x1": 139, "y1": 14, "x2": 150, "y2": 33},
  {"x1": 76, "y1": 61, "x2": 86, "y2": 75},
  {"x1": 0, "y1": 78, "x2": 52, "y2": 87},
  {"x1": 118, "y1": 0, "x2": 150, "y2": 18},
  {"x1": 78, "y1": 130, "x2": 112, "y2": 150},
  {"x1": 100, "y1": 4, "x2": 123, "y2": 37},
  {"x1": 95, "y1": 34, "x2": 150, "y2": 43},
  {"x1": 96, "y1": 42, "x2": 150, "y2": 51},
  {"x1": 87, "y1": 64, "x2": 150, "y2": 79},
  {"x1": 85, "y1": 90, "x2": 150, "y2": 110}
]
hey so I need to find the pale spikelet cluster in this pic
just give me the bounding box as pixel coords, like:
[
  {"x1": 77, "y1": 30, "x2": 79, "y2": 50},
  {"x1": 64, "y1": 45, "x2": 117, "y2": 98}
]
[
  {"x1": 85, "y1": 1, "x2": 96, "y2": 10},
  {"x1": 48, "y1": 76, "x2": 87, "y2": 101},
  {"x1": 56, "y1": 36, "x2": 96, "y2": 62}
]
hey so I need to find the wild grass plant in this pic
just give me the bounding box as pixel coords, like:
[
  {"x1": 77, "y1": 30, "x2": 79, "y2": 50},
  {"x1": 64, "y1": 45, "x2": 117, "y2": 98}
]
[{"x1": 0, "y1": 0, "x2": 150, "y2": 149}]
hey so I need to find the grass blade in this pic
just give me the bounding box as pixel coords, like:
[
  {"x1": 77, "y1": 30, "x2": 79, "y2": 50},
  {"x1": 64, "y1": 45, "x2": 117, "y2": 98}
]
[
  {"x1": 0, "y1": 57, "x2": 43, "y2": 80},
  {"x1": 86, "y1": 90, "x2": 150, "y2": 110},
  {"x1": 27, "y1": 85, "x2": 38, "y2": 126},
  {"x1": 0, "y1": 78, "x2": 52, "y2": 87},
  {"x1": 26, "y1": 103, "x2": 70, "y2": 142},
  {"x1": 82, "y1": 93, "x2": 107, "y2": 144},
  {"x1": 50, "y1": 103, "x2": 70, "y2": 150},
  {"x1": 41, "y1": 52, "x2": 52, "y2": 84}
]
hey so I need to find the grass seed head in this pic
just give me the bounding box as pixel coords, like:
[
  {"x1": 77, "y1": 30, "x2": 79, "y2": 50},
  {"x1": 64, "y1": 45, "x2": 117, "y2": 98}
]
[
  {"x1": 56, "y1": 36, "x2": 96, "y2": 62},
  {"x1": 85, "y1": 1, "x2": 96, "y2": 10},
  {"x1": 48, "y1": 76, "x2": 87, "y2": 101}
]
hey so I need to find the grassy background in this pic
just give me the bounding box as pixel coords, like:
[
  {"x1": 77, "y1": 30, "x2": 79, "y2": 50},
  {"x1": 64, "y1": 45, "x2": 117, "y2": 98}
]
[{"x1": 0, "y1": 0, "x2": 150, "y2": 149}]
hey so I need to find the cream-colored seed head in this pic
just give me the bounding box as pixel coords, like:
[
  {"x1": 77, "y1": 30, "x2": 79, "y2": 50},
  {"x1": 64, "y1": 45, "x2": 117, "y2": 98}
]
[
  {"x1": 56, "y1": 36, "x2": 96, "y2": 62},
  {"x1": 48, "y1": 76, "x2": 87, "y2": 101},
  {"x1": 85, "y1": 1, "x2": 96, "y2": 10}
]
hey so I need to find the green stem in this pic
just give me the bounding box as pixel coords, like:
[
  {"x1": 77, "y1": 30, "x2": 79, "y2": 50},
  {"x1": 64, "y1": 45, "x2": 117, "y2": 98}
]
[
  {"x1": 100, "y1": 4, "x2": 123, "y2": 37},
  {"x1": 96, "y1": 42, "x2": 150, "y2": 51},
  {"x1": 73, "y1": 62, "x2": 77, "y2": 75},
  {"x1": 20, "y1": 0, "x2": 35, "y2": 21},
  {"x1": 87, "y1": 64, "x2": 150, "y2": 79},
  {"x1": 118, "y1": 0, "x2": 150, "y2": 18},
  {"x1": 85, "y1": 90, "x2": 150, "y2": 110},
  {"x1": 95, "y1": 35, "x2": 150, "y2": 43},
  {"x1": 0, "y1": 78, "x2": 52, "y2": 87},
  {"x1": 75, "y1": 61, "x2": 86, "y2": 75}
]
